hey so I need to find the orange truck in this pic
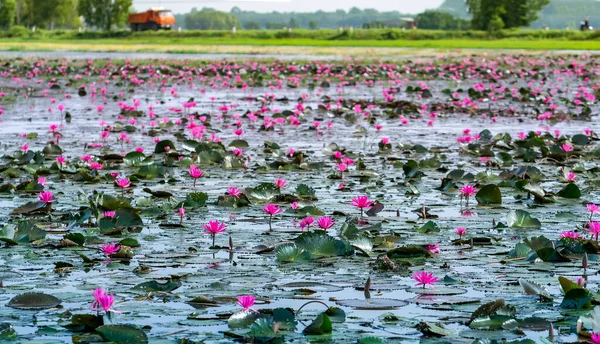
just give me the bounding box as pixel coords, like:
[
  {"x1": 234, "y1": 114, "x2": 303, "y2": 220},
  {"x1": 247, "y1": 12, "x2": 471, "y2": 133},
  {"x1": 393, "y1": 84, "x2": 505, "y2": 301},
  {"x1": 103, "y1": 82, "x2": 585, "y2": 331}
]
[{"x1": 128, "y1": 9, "x2": 175, "y2": 31}]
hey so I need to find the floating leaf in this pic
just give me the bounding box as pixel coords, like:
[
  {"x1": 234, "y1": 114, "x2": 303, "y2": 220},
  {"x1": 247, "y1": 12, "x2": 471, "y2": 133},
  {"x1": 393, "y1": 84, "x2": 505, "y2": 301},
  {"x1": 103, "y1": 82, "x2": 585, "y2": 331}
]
[
  {"x1": 132, "y1": 280, "x2": 181, "y2": 293},
  {"x1": 417, "y1": 221, "x2": 440, "y2": 234},
  {"x1": 14, "y1": 221, "x2": 46, "y2": 243},
  {"x1": 561, "y1": 288, "x2": 592, "y2": 309},
  {"x1": 302, "y1": 313, "x2": 332, "y2": 335},
  {"x1": 8, "y1": 293, "x2": 61, "y2": 310},
  {"x1": 557, "y1": 183, "x2": 581, "y2": 199},
  {"x1": 295, "y1": 231, "x2": 353, "y2": 257},
  {"x1": 507, "y1": 210, "x2": 541, "y2": 228},
  {"x1": 416, "y1": 321, "x2": 453, "y2": 337},
  {"x1": 228, "y1": 311, "x2": 261, "y2": 329},
  {"x1": 475, "y1": 184, "x2": 502, "y2": 205},
  {"x1": 183, "y1": 192, "x2": 208, "y2": 208},
  {"x1": 10, "y1": 201, "x2": 51, "y2": 216},
  {"x1": 154, "y1": 140, "x2": 175, "y2": 154},
  {"x1": 335, "y1": 299, "x2": 408, "y2": 310},
  {"x1": 96, "y1": 325, "x2": 148, "y2": 344},
  {"x1": 324, "y1": 307, "x2": 346, "y2": 323},
  {"x1": 275, "y1": 243, "x2": 311, "y2": 263},
  {"x1": 518, "y1": 279, "x2": 552, "y2": 301}
]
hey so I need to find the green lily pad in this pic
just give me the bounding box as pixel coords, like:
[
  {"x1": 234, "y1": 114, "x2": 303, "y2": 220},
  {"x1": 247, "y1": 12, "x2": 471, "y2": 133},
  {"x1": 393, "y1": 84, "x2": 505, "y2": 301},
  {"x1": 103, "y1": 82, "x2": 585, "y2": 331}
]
[
  {"x1": 561, "y1": 288, "x2": 592, "y2": 309},
  {"x1": 275, "y1": 243, "x2": 311, "y2": 262},
  {"x1": 557, "y1": 183, "x2": 581, "y2": 199},
  {"x1": 303, "y1": 313, "x2": 332, "y2": 335},
  {"x1": 8, "y1": 292, "x2": 61, "y2": 310},
  {"x1": 335, "y1": 298, "x2": 408, "y2": 310},
  {"x1": 476, "y1": 184, "x2": 502, "y2": 205},
  {"x1": 132, "y1": 280, "x2": 181, "y2": 293},
  {"x1": 96, "y1": 325, "x2": 148, "y2": 344},
  {"x1": 507, "y1": 210, "x2": 541, "y2": 228},
  {"x1": 154, "y1": 140, "x2": 175, "y2": 154}
]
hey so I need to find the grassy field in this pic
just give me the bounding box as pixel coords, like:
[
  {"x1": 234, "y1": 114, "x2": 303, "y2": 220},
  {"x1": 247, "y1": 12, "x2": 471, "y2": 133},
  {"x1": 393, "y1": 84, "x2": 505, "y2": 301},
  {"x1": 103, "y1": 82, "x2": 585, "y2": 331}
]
[{"x1": 0, "y1": 28, "x2": 598, "y2": 54}]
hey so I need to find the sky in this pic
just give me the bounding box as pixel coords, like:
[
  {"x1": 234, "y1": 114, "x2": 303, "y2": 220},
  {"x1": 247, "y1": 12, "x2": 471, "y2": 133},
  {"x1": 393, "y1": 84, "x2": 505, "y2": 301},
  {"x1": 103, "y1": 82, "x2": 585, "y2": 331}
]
[{"x1": 132, "y1": 0, "x2": 446, "y2": 14}]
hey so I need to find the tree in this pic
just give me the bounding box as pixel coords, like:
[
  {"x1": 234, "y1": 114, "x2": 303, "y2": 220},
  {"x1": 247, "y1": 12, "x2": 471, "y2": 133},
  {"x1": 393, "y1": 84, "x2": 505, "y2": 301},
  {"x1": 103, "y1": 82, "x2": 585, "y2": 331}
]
[
  {"x1": 308, "y1": 20, "x2": 319, "y2": 30},
  {"x1": 244, "y1": 20, "x2": 261, "y2": 30},
  {"x1": 184, "y1": 8, "x2": 241, "y2": 30},
  {"x1": 288, "y1": 17, "x2": 298, "y2": 29},
  {"x1": 0, "y1": 0, "x2": 16, "y2": 29},
  {"x1": 466, "y1": 0, "x2": 549, "y2": 30},
  {"x1": 265, "y1": 22, "x2": 285, "y2": 30},
  {"x1": 78, "y1": 0, "x2": 132, "y2": 31},
  {"x1": 417, "y1": 10, "x2": 470, "y2": 30}
]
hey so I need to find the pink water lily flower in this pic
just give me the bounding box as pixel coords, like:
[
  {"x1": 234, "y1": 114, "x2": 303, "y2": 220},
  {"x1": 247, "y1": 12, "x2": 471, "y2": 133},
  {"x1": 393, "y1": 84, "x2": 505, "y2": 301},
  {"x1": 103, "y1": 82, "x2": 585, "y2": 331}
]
[
  {"x1": 39, "y1": 191, "x2": 55, "y2": 204},
  {"x1": 561, "y1": 143, "x2": 573, "y2": 153},
  {"x1": 590, "y1": 332, "x2": 600, "y2": 344},
  {"x1": 299, "y1": 217, "x2": 315, "y2": 231},
  {"x1": 460, "y1": 184, "x2": 477, "y2": 204},
  {"x1": 560, "y1": 231, "x2": 580, "y2": 239},
  {"x1": 316, "y1": 216, "x2": 335, "y2": 231},
  {"x1": 337, "y1": 163, "x2": 348, "y2": 178},
  {"x1": 227, "y1": 187, "x2": 241, "y2": 198},
  {"x1": 455, "y1": 227, "x2": 466, "y2": 239},
  {"x1": 100, "y1": 243, "x2": 120, "y2": 256},
  {"x1": 237, "y1": 295, "x2": 257, "y2": 312},
  {"x1": 587, "y1": 204, "x2": 600, "y2": 221},
  {"x1": 263, "y1": 204, "x2": 282, "y2": 231},
  {"x1": 189, "y1": 165, "x2": 205, "y2": 187},
  {"x1": 412, "y1": 271, "x2": 439, "y2": 289},
  {"x1": 178, "y1": 207, "x2": 185, "y2": 224},
  {"x1": 586, "y1": 222, "x2": 600, "y2": 242},
  {"x1": 115, "y1": 177, "x2": 130, "y2": 196},
  {"x1": 351, "y1": 196, "x2": 373, "y2": 217},
  {"x1": 274, "y1": 178, "x2": 287, "y2": 190},
  {"x1": 427, "y1": 244, "x2": 440, "y2": 254},
  {"x1": 203, "y1": 220, "x2": 227, "y2": 248},
  {"x1": 91, "y1": 288, "x2": 117, "y2": 314}
]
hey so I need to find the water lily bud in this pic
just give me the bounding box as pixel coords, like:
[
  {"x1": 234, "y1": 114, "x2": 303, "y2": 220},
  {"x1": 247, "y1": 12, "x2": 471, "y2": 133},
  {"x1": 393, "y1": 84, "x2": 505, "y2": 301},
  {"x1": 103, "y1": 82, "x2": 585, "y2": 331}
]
[
  {"x1": 577, "y1": 319, "x2": 583, "y2": 334},
  {"x1": 229, "y1": 235, "x2": 234, "y2": 251},
  {"x1": 583, "y1": 253, "x2": 588, "y2": 269},
  {"x1": 548, "y1": 323, "x2": 554, "y2": 337},
  {"x1": 364, "y1": 277, "x2": 372, "y2": 300}
]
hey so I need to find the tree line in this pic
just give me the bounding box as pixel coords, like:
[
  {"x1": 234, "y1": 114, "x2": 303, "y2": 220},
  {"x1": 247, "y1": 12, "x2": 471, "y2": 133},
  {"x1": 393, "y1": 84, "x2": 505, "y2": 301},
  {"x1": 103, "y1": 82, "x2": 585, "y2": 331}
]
[
  {"x1": 0, "y1": 0, "x2": 131, "y2": 30},
  {"x1": 0, "y1": 0, "x2": 591, "y2": 32},
  {"x1": 440, "y1": 0, "x2": 600, "y2": 30}
]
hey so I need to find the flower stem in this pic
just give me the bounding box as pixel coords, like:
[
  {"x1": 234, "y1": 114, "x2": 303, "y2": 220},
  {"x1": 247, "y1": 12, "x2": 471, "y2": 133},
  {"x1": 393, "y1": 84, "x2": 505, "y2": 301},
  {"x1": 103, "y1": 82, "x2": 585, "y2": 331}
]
[{"x1": 212, "y1": 234, "x2": 215, "y2": 248}]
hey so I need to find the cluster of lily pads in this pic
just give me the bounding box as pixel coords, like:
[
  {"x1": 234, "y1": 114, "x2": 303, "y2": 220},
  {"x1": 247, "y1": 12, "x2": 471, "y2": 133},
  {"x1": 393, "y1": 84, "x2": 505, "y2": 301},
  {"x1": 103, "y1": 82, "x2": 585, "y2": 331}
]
[{"x1": 0, "y1": 54, "x2": 598, "y2": 343}]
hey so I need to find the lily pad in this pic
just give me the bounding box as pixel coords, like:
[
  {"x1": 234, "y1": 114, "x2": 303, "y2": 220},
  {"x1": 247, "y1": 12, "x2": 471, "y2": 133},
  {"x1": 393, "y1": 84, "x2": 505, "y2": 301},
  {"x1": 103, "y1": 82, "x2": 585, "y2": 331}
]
[
  {"x1": 507, "y1": 210, "x2": 541, "y2": 228},
  {"x1": 476, "y1": 184, "x2": 502, "y2": 205},
  {"x1": 96, "y1": 325, "x2": 148, "y2": 344},
  {"x1": 8, "y1": 292, "x2": 61, "y2": 310},
  {"x1": 132, "y1": 280, "x2": 181, "y2": 293},
  {"x1": 335, "y1": 298, "x2": 408, "y2": 310},
  {"x1": 303, "y1": 313, "x2": 332, "y2": 335}
]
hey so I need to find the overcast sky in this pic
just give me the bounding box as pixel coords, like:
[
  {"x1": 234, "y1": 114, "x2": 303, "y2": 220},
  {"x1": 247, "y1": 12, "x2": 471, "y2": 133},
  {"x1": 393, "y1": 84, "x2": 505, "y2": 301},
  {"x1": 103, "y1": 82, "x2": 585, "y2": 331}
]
[{"x1": 132, "y1": 0, "x2": 446, "y2": 14}]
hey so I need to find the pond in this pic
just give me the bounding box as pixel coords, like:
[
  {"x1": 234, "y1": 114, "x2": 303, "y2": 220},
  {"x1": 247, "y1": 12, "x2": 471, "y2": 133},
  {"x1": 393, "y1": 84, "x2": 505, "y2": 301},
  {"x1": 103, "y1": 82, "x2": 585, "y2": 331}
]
[{"x1": 0, "y1": 54, "x2": 599, "y2": 343}]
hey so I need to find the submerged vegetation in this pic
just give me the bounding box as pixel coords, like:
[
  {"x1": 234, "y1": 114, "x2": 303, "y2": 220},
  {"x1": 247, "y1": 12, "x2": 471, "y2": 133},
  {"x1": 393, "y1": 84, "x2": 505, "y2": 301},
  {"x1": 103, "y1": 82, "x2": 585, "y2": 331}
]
[{"x1": 0, "y1": 53, "x2": 599, "y2": 342}]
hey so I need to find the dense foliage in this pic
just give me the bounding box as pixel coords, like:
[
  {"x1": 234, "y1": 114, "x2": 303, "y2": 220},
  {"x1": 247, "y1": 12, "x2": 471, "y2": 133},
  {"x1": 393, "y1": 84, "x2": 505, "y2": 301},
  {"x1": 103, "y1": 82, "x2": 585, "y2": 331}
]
[
  {"x1": 441, "y1": 0, "x2": 600, "y2": 29},
  {"x1": 77, "y1": 0, "x2": 131, "y2": 31},
  {"x1": 6, "y1": 0, "x2": 79, "y2": 29},
  {"x1": 416, "y1": 10, "x2": 470, "y2": 30},
  {"x1": 184, "y1": 8, "x2": 241, "y2": 31},
  {"x1": 466, "y1": 0, "x2": 550, "y2": 31}
]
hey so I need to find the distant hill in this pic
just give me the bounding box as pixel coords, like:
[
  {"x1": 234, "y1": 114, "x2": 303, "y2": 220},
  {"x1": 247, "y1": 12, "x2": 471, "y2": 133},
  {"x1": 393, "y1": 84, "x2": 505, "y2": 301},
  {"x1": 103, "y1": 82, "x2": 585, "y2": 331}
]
[{"x1": 438, "y1": 0, "x2": 600, "y2": 29}]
